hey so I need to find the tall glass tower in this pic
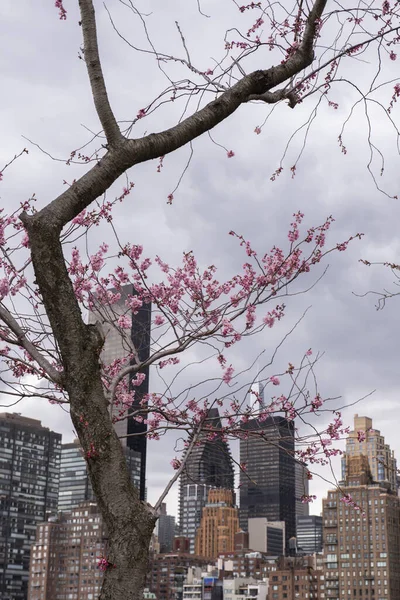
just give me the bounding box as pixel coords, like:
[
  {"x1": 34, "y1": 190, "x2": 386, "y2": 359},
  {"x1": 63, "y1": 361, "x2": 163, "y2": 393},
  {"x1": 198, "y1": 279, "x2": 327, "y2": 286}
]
[
  {"x1": 239, "y1": 416, "x2": 296, "y2": 548},
  {"x1": 0, "y1": 413, "x2": 61, "y2": 600}
]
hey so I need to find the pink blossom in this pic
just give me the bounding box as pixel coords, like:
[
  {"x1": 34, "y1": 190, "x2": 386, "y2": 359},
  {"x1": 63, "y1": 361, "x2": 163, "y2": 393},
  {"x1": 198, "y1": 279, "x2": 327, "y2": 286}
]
[
  {"x1": 154, "y1": 315, "x2": 165, "y2": 326},
  {"x1": 311, "y1": 394, "x2": 323, "y2": 411},
  {"x1": 223, "y1": 365, "x2": 234, "y2": 384},
  {"x1": 270, "y1": 375, "x2": 280, "y2": 386},
  {"x1": 227, "y1": 150, "x2": 235, "y2": 158},
  {"x1": 0, "y1": 278, "x2": 9, "y2": 299},
  {"x1": 55, "y1": 0, "x2": 67, "y2": 20},
  {"x1": 118, "y1": 314, "x2": 131, "y2": 329},
  {"x1": 171, "y1": 458, "x2": 181, "y2": 470},
  {"x1": 306, "y1": 348, "x2": 312, "y2": 356},
  {"x1": 357, "y1": 430, "x2": 366, "y2": 443},
  {"x1": 254, "y1": 126, "x2": 261, "y2": 135},
  {"x1": 301, "y1": 494, "x2": 317, "y2": 504},
  {"x1": 131, "y1": 372, "x2": 146, "y2": 387},
  {"x1": 390, "y1": 51, "x2": 397, "y2": 61}
]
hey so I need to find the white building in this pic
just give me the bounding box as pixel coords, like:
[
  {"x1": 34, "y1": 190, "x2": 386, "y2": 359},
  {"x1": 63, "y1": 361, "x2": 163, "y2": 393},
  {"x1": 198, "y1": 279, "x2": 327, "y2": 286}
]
[{"x1": 223, "y1": 578, "x2": 268, "y2": 600}]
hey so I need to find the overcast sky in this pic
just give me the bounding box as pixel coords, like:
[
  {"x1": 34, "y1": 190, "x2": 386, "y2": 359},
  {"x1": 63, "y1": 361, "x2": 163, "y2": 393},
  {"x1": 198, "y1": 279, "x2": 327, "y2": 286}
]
[{"x1": 1, "y1": 0, "x2": 400, "y2": 518}]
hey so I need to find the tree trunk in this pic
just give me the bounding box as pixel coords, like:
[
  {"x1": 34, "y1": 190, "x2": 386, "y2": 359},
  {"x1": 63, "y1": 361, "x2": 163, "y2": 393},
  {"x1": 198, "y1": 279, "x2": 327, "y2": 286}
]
[{"x1": 22, "y1": 212, "x2": 157, "y2": 600}]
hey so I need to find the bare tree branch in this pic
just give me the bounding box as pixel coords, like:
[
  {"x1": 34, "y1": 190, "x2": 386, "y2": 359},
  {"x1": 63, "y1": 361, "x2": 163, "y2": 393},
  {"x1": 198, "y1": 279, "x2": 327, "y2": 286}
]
[
  {"x1": 0, "y1": 304, "x2": 63, "y2": 384},
  {"x1": 79, "y1": 0, "x2": 123, "y2": 145}
]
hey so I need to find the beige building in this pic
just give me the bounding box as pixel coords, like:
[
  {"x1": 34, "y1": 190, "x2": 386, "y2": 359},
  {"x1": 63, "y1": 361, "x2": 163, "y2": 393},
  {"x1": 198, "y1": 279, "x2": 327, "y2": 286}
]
[
  {"x1": 323, "y1": 455, "x2": 400, "y2": 600},
  {"x1": 342, "y1": 415, "x2": 397, "y2": 492},
  {"x1": 195, "y1": 489, "x2": 240, "y2": 558},
  {"x1": 28, "y1": 502, "x2": 106, "y2": 600}
]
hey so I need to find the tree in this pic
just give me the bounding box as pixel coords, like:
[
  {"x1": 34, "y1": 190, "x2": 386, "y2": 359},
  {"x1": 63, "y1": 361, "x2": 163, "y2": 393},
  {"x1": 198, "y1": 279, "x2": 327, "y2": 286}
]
[{"x1": 0, "y1": 0, "x2": 398, "y2": 598}]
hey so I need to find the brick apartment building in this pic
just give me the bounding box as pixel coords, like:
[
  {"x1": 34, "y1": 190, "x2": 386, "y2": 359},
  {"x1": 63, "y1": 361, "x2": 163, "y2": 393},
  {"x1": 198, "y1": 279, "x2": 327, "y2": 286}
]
[{"x1": 28, "y1": 502, "x2": 106, "y2": 600}]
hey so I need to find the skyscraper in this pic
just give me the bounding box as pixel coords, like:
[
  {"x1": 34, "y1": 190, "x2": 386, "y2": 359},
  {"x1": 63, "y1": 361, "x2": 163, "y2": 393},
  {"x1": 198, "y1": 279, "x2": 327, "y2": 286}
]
[
  {"x1": 195, "y1": 489, "x2": 239, "y2": 558},
  {"x1": 0, "y1": 413, "x2": 61, "y2": 600},
  {"x1": 157, "y1": 503, "x2": 176, "y2": 554},
  {"x1": 295, "y1": 460, "x2": 310, "y2": 518},
  {"x1": 179, "y1": 408, "x2": 234, "y2": 553},
  {"x1": 239, "y1": 417, "x2": 296, "y2": 547},
  {"x1": 322, "y1": 455, "x2": 400, "y2": 600},
  {"x1": 88, "y1": 284, "x2": 151, "y2": 500},
  {"x1": 296, "y1": 515, "x2": 322, "y2": 554},
  {"x1": 341, "y1": 414, "x2": 397, "y2": 492},
  {"x1": 58, "y1": 439, "x2": 141, "y2": 513}
]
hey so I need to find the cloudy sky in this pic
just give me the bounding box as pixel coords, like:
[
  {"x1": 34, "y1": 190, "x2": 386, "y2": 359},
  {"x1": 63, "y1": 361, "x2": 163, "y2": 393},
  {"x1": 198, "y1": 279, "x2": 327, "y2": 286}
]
[{"x1": 1, "y1": 0, "x2": 400, "y2": 518}]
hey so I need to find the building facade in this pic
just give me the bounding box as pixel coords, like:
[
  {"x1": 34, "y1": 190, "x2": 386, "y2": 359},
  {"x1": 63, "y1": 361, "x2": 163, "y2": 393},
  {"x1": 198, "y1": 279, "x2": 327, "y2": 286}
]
[
  {"x1": 296, "y1": 515, "x2": 323, "y2": 554},
  {"x1": 148, "y1": 553, "x2": 210, "y2": 600},
  {"x1": 248, "y1": 518, "x2": 285, "y2": 556},
  {"x1": 28, "y1": 502, "x2": 106, "y2": 600},
  {"x1": 322, "y1": 463, "x2": 400, "y2": 600},
  {"x1": 157, "y1": 503, "x2": 176, "y2": 554},
  {"x1": 179, "y1": 408, "x2": 234, "y2": 553},
  {"x1": 0, "y1": 413, "x2": 61, "y2": 600},
  {"x1": 195, "y1": 489, "x2": 239, "y2": 559},
  {"x1": 239, "y1": 417, "x2": 296, "y2": 546},
  {"x1": 58, "y1": 439, "x2": 141, "y2": 512},
  {"x1": 88, "y1": 284, "x2": 151, "y2": 501},
  {"x1": 295, "y1": 461, "x2": 310, "y2": 518},
  {"x1": 341, "y1": 415, "x2": 397, "y2": 492}
]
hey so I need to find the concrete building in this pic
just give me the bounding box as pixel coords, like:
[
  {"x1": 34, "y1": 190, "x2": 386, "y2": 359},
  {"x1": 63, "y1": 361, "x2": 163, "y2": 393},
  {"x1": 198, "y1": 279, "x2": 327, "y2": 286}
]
[
  {"x1": 218, "y1": 551, "x2": 278, "y2": 580},
  {"x1": 179, "y1": 408, "x2": 234, "y2": 553},
  {"x1": 0, "y1": 413, "x2": 61, "y2": 600},
  {"x1": 28, "y1": 502, "x2": 106, "y2": 600},
  {"x1": 341, "y1": 414, "x2": 397, "y2": 492},
  {"x1": 296, "y1": 515, "x2": 323, "y2": 554},
  {"x1": 223, "y1": 578, "x2": 268, "y2": 600},
  {"x1": 88, "y1": 284, "x2": 151, "y2": 500},
  {"x1": 322, "y1": 455, "x2": 400, "y2": 600},
  {"x1": 58, "y1": 438, "x2": 141, "y2": 512},
  {"x1": 239, "y1": 417, "x2": 295, "y2": 547},
  {"x1": 157, "y1": 503, "x2": 176, "y2": 553},
  {"x1": 248, "y1": 518, "x2": 285, "y2": 556},
  {"x1": 195, "y1": 489, "x2": 239, "y2": 559},
  {"x1": 182, "y1": 566, "x2": 222, "y2": 600}
]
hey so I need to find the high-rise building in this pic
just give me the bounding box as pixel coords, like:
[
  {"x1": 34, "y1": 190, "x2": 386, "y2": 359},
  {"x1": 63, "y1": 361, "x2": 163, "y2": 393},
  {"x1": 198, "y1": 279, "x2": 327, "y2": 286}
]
[
  {"x1": 157, "y1": 503, "x2": 176, "y2": 553},
  {"x1": 88, "y1": 284, "x2": 151, "y2": 500},
  {"x1": 0, "y1": 413, "x2": 61, "y2": 600},
  {"x1": 341, "y1": 414, "x2": 397, "y2": 492},
  {"x1": 295, "y1": 461, "x2": 310, "y2": 518},
  {"x1": 195, "y1": 489, "x2": 239, "y2": 559},
  {"x1": 296, "y1": 515, "x2": 322, "y2": 554},
  {"x1": 28, "y1": 502, "x2": 106, "y2": 600},
  {"x1": 322, "y1": 454, "x2": 400, "y2": 600},
  {"x1": 179, "y1": 408, "x2": 234, "y2": 553},
  {"x1": 58, "y1": 439, "x2": 141, "y2": 513},
  {"x1": 58, "y1": 440, "x2": 95, "y2": 512},
  {"x1": 239, "y1": 417, "x2": 296, "y2": 546},
  {"x1": 248, "y1": 518, "x2": 285, "y2": 556}
]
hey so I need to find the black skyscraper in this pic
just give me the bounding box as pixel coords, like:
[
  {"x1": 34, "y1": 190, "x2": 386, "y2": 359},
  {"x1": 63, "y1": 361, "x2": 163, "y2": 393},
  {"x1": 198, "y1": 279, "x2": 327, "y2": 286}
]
[
  {"x1": 179, "y1": 408, "x2": 234, "y2": 552},
  {"x1": 127, "y1": 292, "x2": 151, "y2": 501},
  {"x1": 239, "y1": 416, "x2": 296, "y2": 547},
  {"x1": 88, "y1": 284, "x2": 151, "y2": 502}
]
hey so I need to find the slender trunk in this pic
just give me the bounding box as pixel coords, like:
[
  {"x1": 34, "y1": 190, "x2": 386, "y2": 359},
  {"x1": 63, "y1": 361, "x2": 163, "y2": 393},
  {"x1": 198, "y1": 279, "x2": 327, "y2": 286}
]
[{"x1": 22, "y1": 213, "x2": 157, "y2": 600}]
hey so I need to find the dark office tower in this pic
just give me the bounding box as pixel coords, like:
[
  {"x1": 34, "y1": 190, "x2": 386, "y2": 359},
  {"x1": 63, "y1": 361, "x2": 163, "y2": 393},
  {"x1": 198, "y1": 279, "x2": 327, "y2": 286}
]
[
  {"x1": 239, "y1": 417, "x2": 295, "y2": 547},
  {"x1": 127, "y1": 290, "x2": 151, "y2": 502},
  {"x1": 179, "y1": 408, "x2": 234, "y2": 553},
  {"x1": 88, "y1": 284, "x2": 151, "y2": 501},
  {"x1": 296, "y1": 515, "x2": 323, "y2": 554},
  {"x1": 0, "y1": 413, "x2": 61, "y2": 600}
]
